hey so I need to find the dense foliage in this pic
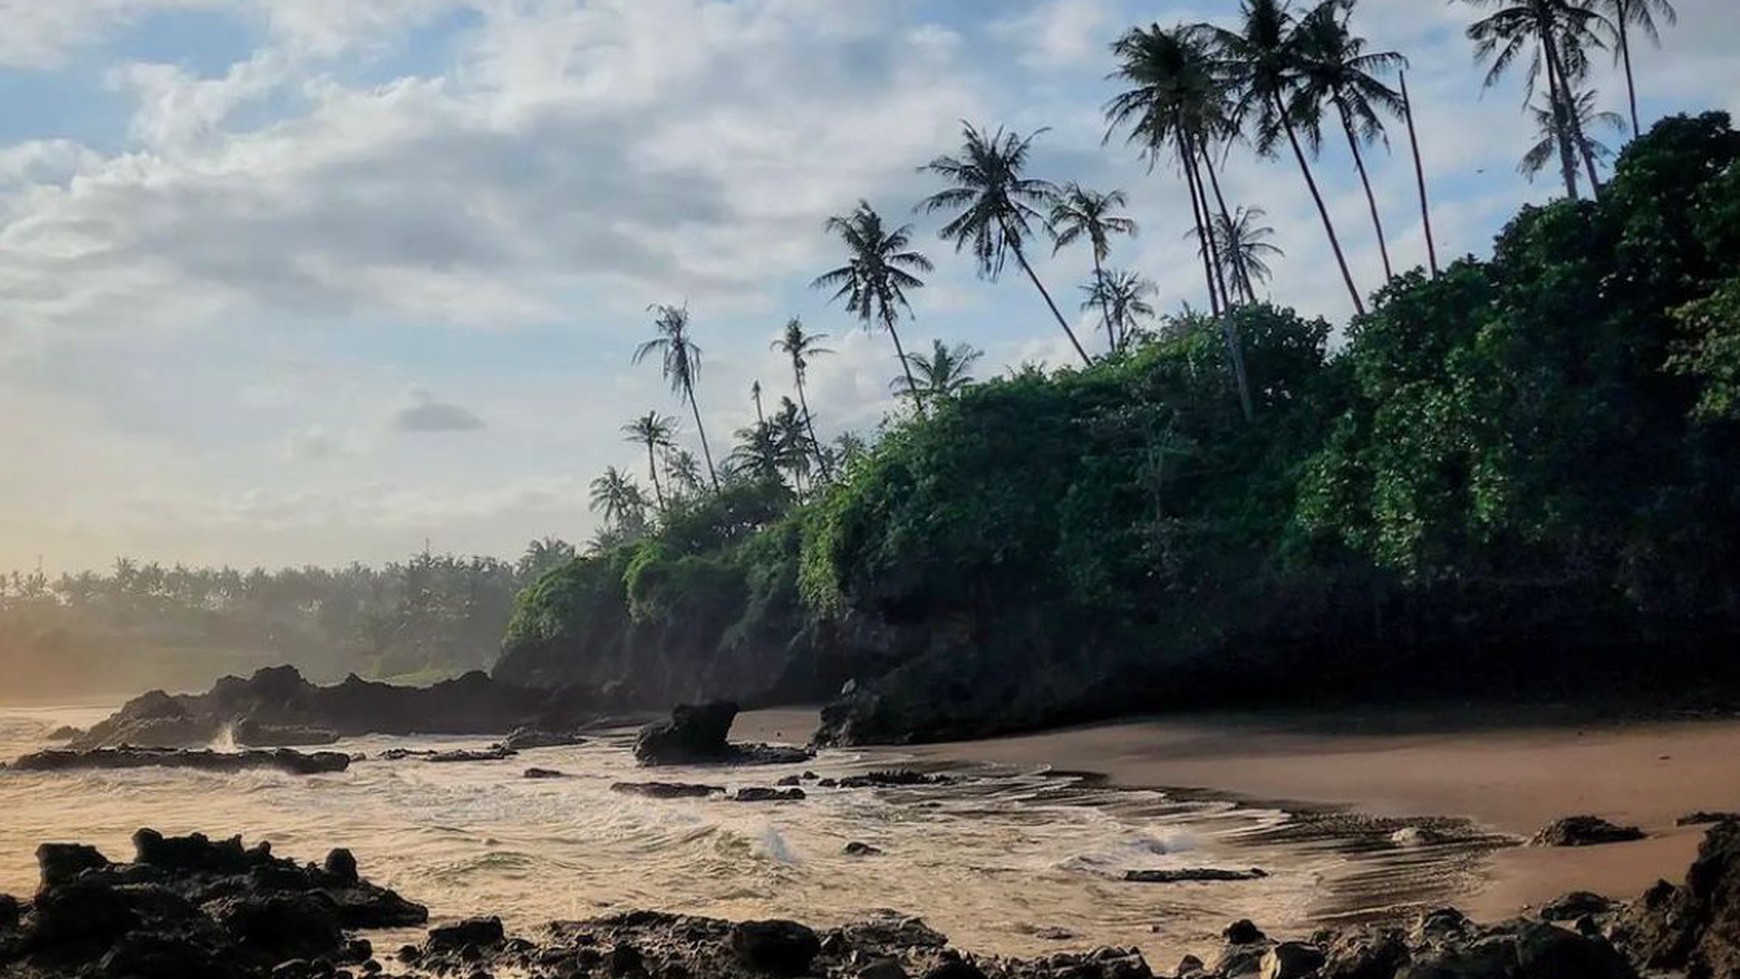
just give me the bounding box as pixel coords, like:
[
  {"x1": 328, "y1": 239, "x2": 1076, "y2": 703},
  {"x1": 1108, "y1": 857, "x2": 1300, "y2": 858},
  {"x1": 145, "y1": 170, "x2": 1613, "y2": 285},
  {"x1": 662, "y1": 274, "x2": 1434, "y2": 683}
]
[
  {"x1": 499, "y1": 114, "x2": 1740, "y2": 742},
  {"x1": 0, "y1": 541, "x2": 577, "y2": 702}
]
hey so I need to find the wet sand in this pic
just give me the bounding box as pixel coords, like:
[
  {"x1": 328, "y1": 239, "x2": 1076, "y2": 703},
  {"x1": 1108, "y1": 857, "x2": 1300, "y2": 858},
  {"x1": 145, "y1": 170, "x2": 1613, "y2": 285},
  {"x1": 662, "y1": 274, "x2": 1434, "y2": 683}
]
[{"x1": 892, "y1": 709, "x2": 1740, "y2": 922}]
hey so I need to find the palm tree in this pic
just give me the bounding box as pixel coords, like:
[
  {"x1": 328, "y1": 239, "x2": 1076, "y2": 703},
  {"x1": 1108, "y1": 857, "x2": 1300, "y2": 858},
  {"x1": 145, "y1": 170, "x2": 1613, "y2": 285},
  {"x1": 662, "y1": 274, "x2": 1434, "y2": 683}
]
[
  {"x1": 771, "y1": 317, "x2": 833, "y2": 479},
  {"x1": 1462, "y1": 0, "x2": 1610, "y2": 199},
  {"x1": 728, "y1": 421, "x2": 784, "y2": 484},
  {"x1": 832, "y1": 432, "x2": 869, "y2": 469},
  {"x1": 919, "y1": 123, "x2": 1092, "y2": 366},
  {"x1": 1049, "y1": 183, "x2": 1138, "y2": 354},
  {"x1": 588, "y1": 467, "x2": 646, "y2": 531},
  {"x1": 1293, "y1": 0, "x2": 1407, "y2": 282},
  {"x1": 770, "y1": 397, "x2": 815, "y2": 492},
  {"x1": 1592, "y1": 0, "x2": 1676, "y2": 136},
  {"x1": 1199, "y1": 206, "x2": 1285, "y2": 303},
  {"x1": 1082, "y1": 270, "x2": 1158, "y2": 352},
  {"x1": 751, "y1": 380, "x2": 765, "y2": 426},
  {"x1": 633, "y1": 303, "x2": 720, "y2": 491},
  {"x1": 1398, "y1": 71, "x2": 1441, "y2": 276},
  {"x1": 1520, "y1": 87, "x2": 1626, "y2": 189},
  {"x1": 1106, "y1": 23, "x2": 1256, "y2": 421},
  {"x1": 664, "y1": 447, "x2": 705, "y2": 500},
  {"x1": 894, "y1": 340, "x2": 983, "y2": 403},
  {"x1": 1212, "y1": 0, "x2": 1367, "y2": 316},
  {"x1": 813, "y1": 201, "x2": 935, "y2": 413},
  {"x1": 622, "y1": 412, "x2": 676, "y2": 512}
]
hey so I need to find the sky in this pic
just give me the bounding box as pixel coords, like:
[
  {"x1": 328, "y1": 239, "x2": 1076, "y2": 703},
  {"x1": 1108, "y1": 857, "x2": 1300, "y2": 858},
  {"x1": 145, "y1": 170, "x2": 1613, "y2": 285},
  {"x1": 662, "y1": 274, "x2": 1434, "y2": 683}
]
[{"x1": 0, "y1": 0, "x2": 1736, "y2": 573}]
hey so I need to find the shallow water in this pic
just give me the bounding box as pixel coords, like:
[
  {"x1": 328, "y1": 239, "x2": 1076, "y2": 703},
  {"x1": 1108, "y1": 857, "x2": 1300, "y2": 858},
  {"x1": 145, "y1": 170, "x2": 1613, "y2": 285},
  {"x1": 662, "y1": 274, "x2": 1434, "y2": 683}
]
[{"x1": 0, "y1": 707, "x2": 1512, "y2": 961}]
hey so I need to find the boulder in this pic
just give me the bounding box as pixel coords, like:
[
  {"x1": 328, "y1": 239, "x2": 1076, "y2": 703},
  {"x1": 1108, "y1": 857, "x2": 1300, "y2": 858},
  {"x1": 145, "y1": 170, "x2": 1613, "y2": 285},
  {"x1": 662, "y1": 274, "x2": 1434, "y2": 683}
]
[
  {"x1": 427, "y1": 917, "x2": 506, "y2": 952},
  {"x1": 1678, "y1": 811, "x2": 1740, "y2": 827},
  {"x1": 633, "y1": 702, "x2": 814, "y2": 767},
  {"x1": 734, "y1": 787, "x2": 806, "y2": 803},
  {"x1": 730, "y1": 919, "x2": 821, "y2": 976},
  {"x1": 425, "y1": 746, "x2": 516, "y2": 764},
  {"x1": 207, "y1": 891, "x2": 345, "y2": 961},
  {"x1": 1511, "y1": 921, "x2": 1634, "y2": 979},
  {"x1": 837, "y1": 770, "x2": 951, "y2": 789},
  {"x1": 324, "y1": 849, "x2": 359, "y2": 884},
  {"x1": 1319, "y1": 928, "x2": 1408, "y2": 979},
  {"x1": 1540, "y1": 891, "x2": 1614, "y2": 922},
  {"x1": 1124, "y1": 868, "x2": 1267, "y2": 883},
  {"x1": 36, "y1": 842, "x2": 112, "y2": 888},
  {"x1": 1615, "y1": 821, "x2": 1740, "y2": 976},
  {"x1": 1225, "y1": 920, "x2": 1268, "y2": 945},
  {"x1": 610, "y1": 781, "x2": 725, "y2": 799},
  {"x1": 503, "y1": 728, "x2": 586, "y2": 751},
  {"x1": 1531, "y1": 816, "x2": 1645, "y2": 847},
  {"x1": 845, "y1": 842, "x2": 884, "y2": 857},
  {"x1": 524, "y1": 768, "x2": 568, "y2": 779},
  {"x1": 1261, "y1": 942, "x2": 1326, "y2": 979}
]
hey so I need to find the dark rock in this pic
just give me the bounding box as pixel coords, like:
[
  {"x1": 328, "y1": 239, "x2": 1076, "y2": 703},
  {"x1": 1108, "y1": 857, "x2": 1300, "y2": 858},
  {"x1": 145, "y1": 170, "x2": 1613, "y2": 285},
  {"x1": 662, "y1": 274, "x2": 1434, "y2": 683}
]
[
  {"x1": 428, "y1": 917, "x2": 506, "y2": 952},
  {"x1": 426, "y1": 746, "x2": 517, "y2": 764},
  {"x1": 609, "y1": 941, "x2": 643, "y2": 976},
  {"x1": 1320, "y1": 928, "x2": 1408, "y2": 979},
  {"x1": 1511, "y1": 921, "x2": 1633, "y2": 979},
  {"x1": 839, "y1": 913, "x2": 950, "y2": 950},
  {"x1": 1396, "y1": 937, "x2": 1513, "y2": 979},
  {"x1": 235, "y1": 718, "x2": 341, "y2": 748},
  {"x1": 98, "y1": 930, "x2": 237, "y2": 979},
  {"x1": 921, "y1": 958, "x2": 986, "y2": 979},
  {"x1": 1677, "y1": 811, "x2": 1740, "y2": 827},
  {"x1": 731, "y1": 919, "x2": 821, "y2": 976},
  {"x1": 45, "y1": 725, "x2": 81, "y2": 741},
  {"x1": 1531, "y1": 816, "x2": 1645, "y2": 847},
  {"x1": 610, "y1": 781, "x2": 724, "y2": 799},
  {"x1": 503, "y1": 727, "x2": 587, "y2": 751},
  {"x1": 13, "y1": 746, "x2": 351, "y2": 776},
  {"x1": 36, "y1": 841, "x2": 112, "y2": 887},
  {"x1": 324, "y1": 849, "x2": 359, "y2": 884},
  {"x1": 844, "y1": 842, "x2": 884, "y2": 857},
  {"x1": 1124, "y1": 868, "x2": 1267, "y2": 883},
  {"x1": 1416, "y1": 908, "x2": 1472, "y2": 947},
  {"x1": 776, "y1": 775, "x2": 802, "y2": 787},
  {"x1": 633, "y1": 703, "x2": 814, "y2": 767},
  {"x1": 1175, "y1": 954, "x2": 1206, "y2": 977},
  {"x1": 1260, "y1": 942, "x2": 1326, "y2": 979},
  {"x1": 1540, "y1": 891, "x2": 1614, "y2": 922},
  {"x1": 524, "y1": 767, "x2": 568, "y2": 779},
  {"x1": 1225, "y1": 920, "x2": 1268, "y2": 945},
  {"x1": 207, "y1": 891, "x2": 345, "y2": 961},
  {"x1": 837, "y1": 770, "x2": 951, "y2": 789},
  {"x1": 734, "y1": 787, "x2": 806, "y2": 803},
  {"x1": 1615, "y1": 821, "x2": 1740, "y2": 977},
  {"x1": 0, "y1": 893, "x2": 17, "y2": 931},
  {"x1": 859, "y1": 956, "x2": 908, "y2": 979}
]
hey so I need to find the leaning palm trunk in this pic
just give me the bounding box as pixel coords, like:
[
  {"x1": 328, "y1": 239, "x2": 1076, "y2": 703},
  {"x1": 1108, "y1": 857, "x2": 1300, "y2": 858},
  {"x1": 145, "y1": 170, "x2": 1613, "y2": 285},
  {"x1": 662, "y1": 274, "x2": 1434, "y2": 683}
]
[
  {"x1": 1178, "y1": 140, "x2": 1224, "y2": 318},
  {"x1": 1007, "y1": 230, "x2": 1093, "y2": 366},
  {"x1": 794, "y1": 379, "x2": 831, "y2": 479},
  {"x1": 1275, "y1": 94, "x2": 1366, "y2": 316},
  {"x1": 1184, "y1": 134, "x2": 1235, "y2": 310},
  {"x1": 1540, "y1": 36, "x2": 1582, "y2": 199},
  {"x1": 645, "y1": 443, "x2": 667, "y2": 511},
  {"x1": 1091, "y1": 261, "x2": 1116, "y2": 353},
  {"x1": 685, "y1": 388, "x2": 721, "y2": 491},
  {"x1": 1339, "y1": 98, "x2": 1395, "y2": 282},
  {"x1": 1182, "y1": 137, "x2": 1254, "y2": 423},
  {"x1": 1617, "y1": 18, "x2": 1640, "y2": 136},
  {"x1": 1199, "y1": 146, "x2": 1260, "y2": 304},
  {"x1": 1399, "y1": 72, "x2": 1441, "y2": 276},
  {"x1": 886, "y1": 318, "x2": 926, "y2": 416},
  {"x1": 1545, "y1": 36, "x2": 1605, "y2": 196}
]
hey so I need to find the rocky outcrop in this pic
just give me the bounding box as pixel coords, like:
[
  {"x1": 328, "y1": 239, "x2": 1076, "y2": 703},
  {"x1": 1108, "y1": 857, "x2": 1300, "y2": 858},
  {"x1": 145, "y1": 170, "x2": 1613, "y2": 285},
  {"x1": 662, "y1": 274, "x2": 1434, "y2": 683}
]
[
  {"x1": 69, "y1": 665, "x2": 593, "y2": 750},
  {"x1": 1122, "y1": 868, "x2": 1269, "y2": 884},
  {"x1": 632, "y1": 702, "x2": 814, "y2": 767},
  {"x1": 610, "y1": 781, "x2": 725, "y2": 799},
  {"x1": 734, "y1": 787, "x2": 806, "y2": 802},
  {"x1": 0, "y1": 829, "x2": 422, "y2": 979},
  {"x1": 1613, "y1": 820, "x2": 1740, "y2": 977},
  {"x1": 503, "y1": 727, "x2": 587, "y2": 751},
  {"x1": 7, "y1": 747, "x2": 351, "y2": 776},
  {"x1": 1531, "y1": 816, "x2": 1646, "y2": 847}
]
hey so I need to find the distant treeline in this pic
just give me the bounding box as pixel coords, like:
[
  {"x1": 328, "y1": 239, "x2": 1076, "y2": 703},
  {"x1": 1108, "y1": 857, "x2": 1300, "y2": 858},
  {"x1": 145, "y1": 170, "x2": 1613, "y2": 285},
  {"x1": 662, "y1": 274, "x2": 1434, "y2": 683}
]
[{"x1": 0, "y1": 539, "x2": 578, "y2": 702}]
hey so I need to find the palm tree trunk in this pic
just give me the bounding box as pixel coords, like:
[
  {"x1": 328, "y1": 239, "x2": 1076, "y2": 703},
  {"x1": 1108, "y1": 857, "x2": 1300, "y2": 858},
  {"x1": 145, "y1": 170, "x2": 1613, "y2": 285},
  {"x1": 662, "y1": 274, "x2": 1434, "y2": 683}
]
[
  {"x1": 645, "y1": 443, "x2": 666, "y2": 511},
  {"x1": 1185, "y1": 135, "x2": 1235, "y2": 309},
  {"x1": 1007, "y1": 230, "x2": 1093, "y2": 366},
  {"x1": 1198, "y1": 145, "x2": 1258, "y2": 304},
  {"x1": 886, "y1": 317, "x2": 926, "y2": 417},
  {"x1": 1091, "y1": 258, "x2": 1116, "y2": 354},
  {"x1": 794, "y1": 376, "x2": 831, "y2": 479},
  {"x1": 1276, "y1": 95, "x2": 1367, "y2": 316},
  {"x1": 1339, "y1": 98, "x2": 1394, "y2": 282},
  {"x1": 1178, "y1": 138, "x2": 1224, "y2": 319},
  {"x1": 1539, "y1": 35, "x2": 1582, "y2": 199},
  {"x1": 1546, "y1": 35, "x2": 1605, "y2": 196},
  {"x1": 685, "y1": 387, "x2": 721, "y2": 491},
  {"x1": 1182, "y1": 135, "x2": 1253, "y2": 423},
  {"x1": 1399, "y1": 71, "x2": 1441, "y2": 277},
  {"x1": 1618, "y1": 17, "x2": 1641, "y2": 136}
]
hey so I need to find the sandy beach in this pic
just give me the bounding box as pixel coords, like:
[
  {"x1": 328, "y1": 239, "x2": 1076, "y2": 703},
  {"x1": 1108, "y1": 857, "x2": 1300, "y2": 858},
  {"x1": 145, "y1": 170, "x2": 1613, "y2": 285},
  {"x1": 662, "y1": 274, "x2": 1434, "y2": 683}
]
[{"x1": 735, "y1": 706, "x2": 1740, "y2": 926}]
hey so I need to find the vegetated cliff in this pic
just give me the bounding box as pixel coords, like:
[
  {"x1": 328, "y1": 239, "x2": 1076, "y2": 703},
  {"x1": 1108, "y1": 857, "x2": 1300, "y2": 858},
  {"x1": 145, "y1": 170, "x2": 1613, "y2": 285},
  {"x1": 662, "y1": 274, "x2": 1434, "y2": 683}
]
[{"x1": 496, "y1": 115, "x2": 1740, "y2": 745}]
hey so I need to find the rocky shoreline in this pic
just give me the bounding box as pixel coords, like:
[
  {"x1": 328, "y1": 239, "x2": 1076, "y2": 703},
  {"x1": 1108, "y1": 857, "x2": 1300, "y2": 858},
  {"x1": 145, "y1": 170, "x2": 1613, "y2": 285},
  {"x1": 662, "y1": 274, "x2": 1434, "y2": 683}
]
[{"x1": 5, "y1": 821, "x2": 1740, "y2": 979}]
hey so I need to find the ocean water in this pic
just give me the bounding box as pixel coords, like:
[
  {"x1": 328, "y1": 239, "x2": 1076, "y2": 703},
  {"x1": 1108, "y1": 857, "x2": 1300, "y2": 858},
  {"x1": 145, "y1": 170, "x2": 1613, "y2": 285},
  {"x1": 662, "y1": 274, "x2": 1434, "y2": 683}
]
[{"x1": 0, "y1": 707, "x2": 1507, "y2": 961}]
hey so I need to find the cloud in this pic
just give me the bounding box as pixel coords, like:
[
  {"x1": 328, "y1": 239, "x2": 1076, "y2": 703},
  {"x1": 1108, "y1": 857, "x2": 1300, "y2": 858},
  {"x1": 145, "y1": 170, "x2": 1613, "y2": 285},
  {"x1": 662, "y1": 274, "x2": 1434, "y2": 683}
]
[
  {"x1": 993, "y1": 0, "x2": 1115, "y2": 71},
  {"x1": 391, "y1": 389, "x2": 485, "y2": 433},
  {"x1": 282, "y1": 425, "x2": 356, "y2": 461}
]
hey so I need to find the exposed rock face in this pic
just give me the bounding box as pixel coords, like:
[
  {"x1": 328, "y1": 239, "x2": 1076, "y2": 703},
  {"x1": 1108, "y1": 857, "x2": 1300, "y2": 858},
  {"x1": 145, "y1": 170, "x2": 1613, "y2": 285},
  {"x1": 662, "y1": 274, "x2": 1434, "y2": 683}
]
[
  {"x1": 632, "y1": 702, "x2": 814, "y2": 767},
  {"x1": 1614, "y1": 819, "x2": 1740, "y2": 977},
  {"x1": 69, "y1": 665, "x2": 592, "y2": 750},
  {"x1": 1531, "y1": 816, "x2": 1646, "y2": 847},
  {"x1": 0, "y1": 829, "x2": 422, "y2": 979},
  {"x1": 731, "y1": 919, "x2": 822, "y2": 976},
  {"x1": 8, "y1": 747, "x2": 351, "y2": 776}
]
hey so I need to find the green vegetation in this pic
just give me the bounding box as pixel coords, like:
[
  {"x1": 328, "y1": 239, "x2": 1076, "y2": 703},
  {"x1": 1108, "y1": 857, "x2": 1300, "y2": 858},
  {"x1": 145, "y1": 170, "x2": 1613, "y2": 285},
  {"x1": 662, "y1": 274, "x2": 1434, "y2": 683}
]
[
  {"x1": 0, "y1": 542, "x2": 577, "y2": 702},
  {"x1": 500, "y1": 111, "x2": 1740, "y2": 740}
]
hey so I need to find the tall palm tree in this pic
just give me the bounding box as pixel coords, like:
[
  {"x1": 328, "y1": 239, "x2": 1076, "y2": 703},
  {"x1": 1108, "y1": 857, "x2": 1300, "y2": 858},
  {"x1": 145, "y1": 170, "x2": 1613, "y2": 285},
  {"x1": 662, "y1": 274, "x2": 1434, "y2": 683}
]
[
  {"x1": 1106, "y1": 22, "x2": 1255, "y2": 419},
  {"x1": 663, "y1": 447, "x2": 705, "y2": 501},
  {"x1": 1049, "y1": 183, "x2": 1138, "y2": 354},
  {"x1": 1200, "y1": 206, "x2": 1285, "y2": 303},
  {"x1": 1520, "y1": 87, "x2": 1626, "y2": 189},
  {"x1": 728, "y1": 421, "x2": 784, "y2": 484},
  {"x1": 1592, "y1": 0, "x2": 1676, "y2": 136},
  {"x1": 621, "y1": 412, "x2": 676, "y2": 512},
  {"x1": 893, "y1": 340, "x2": 983, "y2": 403},
  {"x1": 919, "y1": 123, "x2": 1092, "y2": 366},
  {"x1": 633, "y1": 303, "x2": 720, "y2": 491},
  {"x1": 770, "y1": 397, "x2": 815, "y2": 492},
  {"x1": 1294, "y1": 0, "x2": 1407, "y2": 282},
  {"x1": 771, "y1": 317, "x2": 833, "y2": 479},
  {"x1": 1212, "y1": 0, "x2": 1366, "y2": 316},
  {"x1": 1462, "y1": 0, "x2": 1610, "y2": 199},
  {"x1": 1082, "y1": 270, "x2": 1158, "y2": 352},
  {"x1": 813, "y1": 201, "x2": 935, "y2": 414},
  {"x1": 751, "y1": 380, "x2": 765, "y2": 426},
  {"x1": 588, "y1": 467, "x2": 646, "y2": 531}
]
